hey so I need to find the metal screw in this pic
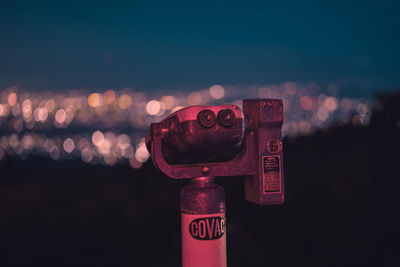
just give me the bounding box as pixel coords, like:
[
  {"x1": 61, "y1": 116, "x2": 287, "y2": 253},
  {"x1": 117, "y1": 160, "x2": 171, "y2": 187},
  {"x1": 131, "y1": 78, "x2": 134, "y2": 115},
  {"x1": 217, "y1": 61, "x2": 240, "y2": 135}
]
[
  {"x1": 264, "y1": 101, "x2": 272, "y2": 108},
  {"x1": 267, "y1": 139, "x2": 282, "y2": 154}
]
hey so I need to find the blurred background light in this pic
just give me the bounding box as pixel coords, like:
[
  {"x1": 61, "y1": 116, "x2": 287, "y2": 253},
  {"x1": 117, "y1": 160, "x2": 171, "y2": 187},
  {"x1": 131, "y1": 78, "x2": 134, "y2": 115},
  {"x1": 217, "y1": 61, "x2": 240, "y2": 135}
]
[
  {"x1": 0, "y1": 83, "x2": 373, "y2": 168},
  {"x1": 63, "y1": 138, "x2": 75, "y2": 153},
  {"x1": 209, "y1": 85, "x2": 225, "y2": 100},
  {"x1": 146, "y1": 100, "x2": 161, "y2": 115},
  {"x1": 88, "y1": 93, "x2": 102, "y2": 108},
  {"x1": 118, "y1": 94, "x2": 132, "y2": 110},
  {"x1": 92, "y1": 131, "x2": 105, "y2": 147}
]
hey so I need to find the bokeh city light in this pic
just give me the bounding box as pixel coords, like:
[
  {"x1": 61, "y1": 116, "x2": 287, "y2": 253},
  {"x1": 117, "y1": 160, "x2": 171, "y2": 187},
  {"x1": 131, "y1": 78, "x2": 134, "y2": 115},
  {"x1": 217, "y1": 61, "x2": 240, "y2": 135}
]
[{"x1": 0, "y1": 83, "x2": 372, "y2": 168}]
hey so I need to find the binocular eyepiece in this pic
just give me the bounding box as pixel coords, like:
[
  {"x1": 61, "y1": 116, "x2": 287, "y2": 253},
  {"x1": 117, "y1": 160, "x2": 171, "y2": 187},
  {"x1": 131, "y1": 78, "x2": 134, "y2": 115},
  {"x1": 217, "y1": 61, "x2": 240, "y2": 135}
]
[{"x1": 147, "y1": 105, "x2": 244, "y2": 164}]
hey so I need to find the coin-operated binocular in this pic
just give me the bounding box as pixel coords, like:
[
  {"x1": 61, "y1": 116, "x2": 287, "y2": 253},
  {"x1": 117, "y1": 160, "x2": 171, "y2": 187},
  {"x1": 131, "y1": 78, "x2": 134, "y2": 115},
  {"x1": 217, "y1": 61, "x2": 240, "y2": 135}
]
[{"x1": 146, "y1": 99, "x2": 284, "y2": 267}]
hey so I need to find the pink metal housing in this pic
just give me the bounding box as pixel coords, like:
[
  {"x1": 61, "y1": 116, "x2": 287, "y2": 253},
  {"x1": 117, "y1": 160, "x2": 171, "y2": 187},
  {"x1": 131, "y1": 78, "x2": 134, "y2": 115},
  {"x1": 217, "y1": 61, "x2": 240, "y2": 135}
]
[{"x1": 146, "y1": 99, "x2": 284, "y2": 205}]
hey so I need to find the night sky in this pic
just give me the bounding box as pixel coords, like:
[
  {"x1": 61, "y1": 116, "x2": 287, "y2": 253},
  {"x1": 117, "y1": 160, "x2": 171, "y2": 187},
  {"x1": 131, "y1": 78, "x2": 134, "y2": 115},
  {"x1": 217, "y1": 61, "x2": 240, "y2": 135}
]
[{"x1": 1, "y1": 0, "x2": 399, "y2": 96}]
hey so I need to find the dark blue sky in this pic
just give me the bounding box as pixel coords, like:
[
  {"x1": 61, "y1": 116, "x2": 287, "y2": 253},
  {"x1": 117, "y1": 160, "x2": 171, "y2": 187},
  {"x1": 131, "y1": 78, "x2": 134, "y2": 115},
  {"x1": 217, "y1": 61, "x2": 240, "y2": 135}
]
[{"x1": 1, "y1": 0, "x2": 399, "y2": 96}]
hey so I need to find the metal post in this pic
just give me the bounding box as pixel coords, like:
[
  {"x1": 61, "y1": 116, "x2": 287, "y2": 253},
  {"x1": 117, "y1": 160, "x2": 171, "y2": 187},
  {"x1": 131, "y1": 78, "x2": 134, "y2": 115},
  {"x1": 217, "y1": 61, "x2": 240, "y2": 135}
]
[{"x1": 180, "y1": 177, "x2": 227, "y2": 267}]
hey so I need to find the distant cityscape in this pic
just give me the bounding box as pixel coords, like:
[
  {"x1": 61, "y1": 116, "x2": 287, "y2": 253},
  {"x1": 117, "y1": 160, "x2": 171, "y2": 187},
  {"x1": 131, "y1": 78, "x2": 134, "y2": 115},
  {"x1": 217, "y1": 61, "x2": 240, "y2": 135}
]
[{"x1": 0, "y1": 83, "x2": 371, "y2": 168}]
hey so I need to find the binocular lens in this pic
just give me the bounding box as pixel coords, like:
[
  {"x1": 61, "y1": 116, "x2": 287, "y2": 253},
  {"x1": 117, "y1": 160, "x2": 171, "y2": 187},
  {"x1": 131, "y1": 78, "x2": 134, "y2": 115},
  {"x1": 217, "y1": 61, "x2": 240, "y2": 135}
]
[
  {"x1": 197, "y1": 109, "x2": 237, "y2": 128},
  {"x1": 197, "y1": 110, "x2": 217, "y2": 128},
  {"x1": 217, "y1": 109, "x2": 236, "y2": 127}
]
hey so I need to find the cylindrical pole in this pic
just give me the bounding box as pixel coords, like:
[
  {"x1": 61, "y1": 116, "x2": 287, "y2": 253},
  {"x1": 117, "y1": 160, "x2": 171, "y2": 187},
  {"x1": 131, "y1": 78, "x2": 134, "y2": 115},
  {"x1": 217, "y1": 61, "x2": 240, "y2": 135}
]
[{"x1": 180, "y1": 177, "x2": 227, "y2": 267}]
